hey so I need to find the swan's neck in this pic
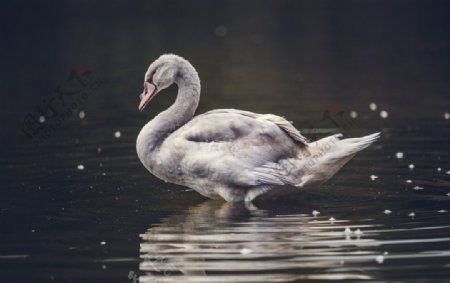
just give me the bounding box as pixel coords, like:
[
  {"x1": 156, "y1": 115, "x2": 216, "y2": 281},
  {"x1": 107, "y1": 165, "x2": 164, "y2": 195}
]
[{"x1": 137, "y1": 67, "x2": 200, "y2": 165}]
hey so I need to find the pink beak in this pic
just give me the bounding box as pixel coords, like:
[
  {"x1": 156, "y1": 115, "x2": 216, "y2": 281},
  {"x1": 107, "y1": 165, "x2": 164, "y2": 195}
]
[{"x1": 138, "y1": 82, "x2": 157, "y2": 111}]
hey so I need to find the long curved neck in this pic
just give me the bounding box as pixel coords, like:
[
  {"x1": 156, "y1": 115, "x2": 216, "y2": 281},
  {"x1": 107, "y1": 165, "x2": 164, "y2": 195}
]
[{"x1": 137, "y1": 65, "x2": 200, "y2": 160}]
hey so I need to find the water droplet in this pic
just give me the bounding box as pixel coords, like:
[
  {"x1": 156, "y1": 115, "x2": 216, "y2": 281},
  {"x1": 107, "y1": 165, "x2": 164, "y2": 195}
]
[
  {"x1": 97, "y1": 147, "x2": 102, "y2": 153},
  {"x1": 395, "y1": 152, "x2": 404, "y2": 159},
  {"x1": 39, "y1": 116, "x2": 46, "y2": 123},
  {"x1": 446, "y1": 171, "x2": 450, "y2": 175},
  {"x1": 100, "y1": 241, "x2": 106, "y2": 245},
  {"x1": 444, "y1": 112, "x2": 450, "y2": 120},
  {"x1": 405, "y1": 179, "x2": 412, "y2": 183},
  {"x1": 329, "y1": 217, "x2": 335, "y2": 222},
  {"x1": 312, "y1": 210, "x2": 320, "y2": 216},
  {"x1": 370, "y1": 174, "x2": 378, "y2": 181},
  {"x1": 446, "y1": 192, "x2": 450, "y2": 197},
  {"x1": 349, "y1": 111, "x2": 358, "y2": 119},
  {"x1": 408, "y1": 164, "x2": 415, "y2": 170},
  {"x1": 408, "y1": 212, "x2": 415, "y2": 217},
  {"x1": 380, "y1": 110, "x2": 389, "y2": 119},
  {"x1": 376, "y1": 255, "x2": 384, "y2": 264},
  {"x1": 354, "y1": 229, "x2": 363, "y2": 236},
  {"x1": 77, "y1": 164, "x2": 85, "y2": 170},
  {"x1": 344, "y1": 227, "x2": 352, "y2": 235},
  {"x1": 114, "y1": 131, "x2": 121, "y2": 138},
  {"x1": 214, "y1": 25, "x2": 228, "y2": 37},
  {"x1": 437, "y1": 167, "x2": 442, "y2": 172},
  {"x1": 412, "y1": 186, "x2": 424, "y2": 190},
  {"x1": 369, "y1": 103, "x2": 377, "y2": 111},
  {"x1": 240, "y1": 248, "x2": 252, "y2": 255},
  {"x1": 438, "y1": 209, "x2": 448, "y2": 213},
  {"x1": 79, "y1": 111, "x2": 85, "y2": 119},
  {"x1": 384, "y1": 209, "x2": 392, "y2": 215}
]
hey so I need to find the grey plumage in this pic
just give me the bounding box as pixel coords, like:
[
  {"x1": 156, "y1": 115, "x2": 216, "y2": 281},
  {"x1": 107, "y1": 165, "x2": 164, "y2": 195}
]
[{"x1": 136, "y1": 54, "x2": 380, "y2": 202}]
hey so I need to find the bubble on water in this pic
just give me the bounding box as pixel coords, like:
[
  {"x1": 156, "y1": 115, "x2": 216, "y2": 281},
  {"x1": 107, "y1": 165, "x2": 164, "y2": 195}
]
[
  {"x1": 447, "y1": 192, "x2": 450, "y2": 197},
  {"x1": 438, "y1": 209, "x2": 448, "y2": 213},
  {"x1": 395, "y1": 152, "x2": 404, "y2": 159},
  {"x1": 97, "y1": 147, "x2": 102, "y2": 153},
  {"x1": 444, "y1": 112, "x2": 450, "y2": 120},
  {"x1": 344, "y1": 227, "x2": 352, "y2": 235},
  {"x1": 408, "y1": 212, "x2": 415, "y2": 217},
  {"x1": 376, "y1": 255, "x2": 384, "y2": 264},
  {"x1": 384, "y1": 209, "x2": 392, "y2": 215},
  {"x1": 100, "y1": 241, "x2": 106, "y2": 245},
  {"x1": 370, "y1": 174, "x2": 378, "y2": 181},
  {"x1": 214, "y1": 25, "x2": 228, "y2": 37},
  {"x1": 312, "y1": 210, "x2": 320, "y2": 216},
  {"x1": 437, "y1": 167, "x2": 442, "y2": 172},
  {"x1": 329, "y1": 217, "x2": 336, "y2": 222},
  {"x1": 350, "y1": 111, "x2": 358, "y2": 119},
  {"x1": 240, "y1": 248, "x2": 252, "y2": 255},
  {"x1": 114, "y1": 131, "x2": 121, "y2": 138},
  {"x1": 384, "y1": 251, "x2": 389, "y2": 255},
  {"x1": 79, "y1": 111, "x2": 85, "y2": 119},
  {"x1": 369, "y1": 103, "x2": 377, "y2": 111},
  {"x1": 380, "y1": 110, "x2": 389, "y2": 119},
  {"x1": 39, "y1": 116, "x2": 46, "y2": 123},
  {"x1": 354, "y1": 229, "x2": 363, "y2": 236},
  {"x1": 405, "y1": 179, "x2": 412, "y2": 183},
  {"x1": 408, "y1": 164, "x2": 415, "y2": 170},
  {"x1": 412, "y1": 186, "x2": 424, "y2": 190},
  {"x1": 77, "y1": 164, "x2": 85, "y2": 170},
  {"x1": 446, "y1": 171, "x2": 450, "y2": 175}
]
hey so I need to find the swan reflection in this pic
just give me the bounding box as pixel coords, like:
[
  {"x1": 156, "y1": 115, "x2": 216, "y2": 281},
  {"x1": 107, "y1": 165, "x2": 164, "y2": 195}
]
[{"x1": 139, "y1": 201, "x2": 383, "y2": 282}]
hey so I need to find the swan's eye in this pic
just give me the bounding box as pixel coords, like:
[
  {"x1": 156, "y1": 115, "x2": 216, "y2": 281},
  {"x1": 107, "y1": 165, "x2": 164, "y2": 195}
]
[{"x1": 147, "y1": 69, "x2": 157, "y2": 83}]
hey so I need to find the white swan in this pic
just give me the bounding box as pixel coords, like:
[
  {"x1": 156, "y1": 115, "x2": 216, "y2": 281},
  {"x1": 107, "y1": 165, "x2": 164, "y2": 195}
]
[{"x1": 136, "y1": 54, "x2": 380, "y2": 202}]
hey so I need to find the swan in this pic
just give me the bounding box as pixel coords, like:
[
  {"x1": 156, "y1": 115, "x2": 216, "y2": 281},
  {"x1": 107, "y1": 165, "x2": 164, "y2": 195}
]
[{"x1": 136, "y1": 54, "x2": 380, "y2": 202}]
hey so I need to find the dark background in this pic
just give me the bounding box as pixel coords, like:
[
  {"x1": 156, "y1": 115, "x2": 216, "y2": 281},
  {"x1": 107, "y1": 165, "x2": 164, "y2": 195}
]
[{"x1": 2, "y1": 0, "x2": 450, "y2": 141}]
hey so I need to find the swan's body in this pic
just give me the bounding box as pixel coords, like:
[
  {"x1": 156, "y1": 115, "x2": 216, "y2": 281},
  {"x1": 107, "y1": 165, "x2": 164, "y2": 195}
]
[{"x1": 136, "y1": 54, "x2": 379, "y2": 202}]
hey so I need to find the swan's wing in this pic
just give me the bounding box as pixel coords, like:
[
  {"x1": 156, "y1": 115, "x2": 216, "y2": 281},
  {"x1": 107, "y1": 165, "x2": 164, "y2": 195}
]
[
  {"x1": 167, "y1": 109, "x2": 308, "y2": 188},
  {"x1": 205, "y1": 109, "x2": 308, "y2": 145},
  {"x1": 234, "y1": 160, "x2": 297, "y2": 186}
]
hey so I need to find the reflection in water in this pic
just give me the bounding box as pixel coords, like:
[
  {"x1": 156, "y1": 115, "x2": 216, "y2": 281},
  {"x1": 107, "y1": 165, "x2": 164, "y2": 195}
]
[
  {"x1": 138, "y1": 202, "x2": 372, "y2": 282},
  {"x1": 140, "y1": 201, "x2": 450, "y2": 282}
]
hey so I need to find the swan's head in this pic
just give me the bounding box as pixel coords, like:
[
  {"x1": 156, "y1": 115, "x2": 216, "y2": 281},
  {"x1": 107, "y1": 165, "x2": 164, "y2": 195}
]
[{"x1": 139, "y1": 54, "x2": 188, "y2": 111}]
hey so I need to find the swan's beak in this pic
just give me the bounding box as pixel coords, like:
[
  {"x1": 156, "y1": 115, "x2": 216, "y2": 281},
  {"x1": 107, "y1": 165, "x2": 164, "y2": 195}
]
[{"x1": 138, "y1": 82, "x2": 157, "y2": 111}]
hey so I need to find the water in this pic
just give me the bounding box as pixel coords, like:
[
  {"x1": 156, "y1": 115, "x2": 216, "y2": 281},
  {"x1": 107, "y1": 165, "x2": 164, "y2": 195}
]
[
  {"x1": 140, "y1": 201, "x2": 450, "y2": 282},
  {"x1": 1, "y1": 1, "x2": 450, "y2": 282}
]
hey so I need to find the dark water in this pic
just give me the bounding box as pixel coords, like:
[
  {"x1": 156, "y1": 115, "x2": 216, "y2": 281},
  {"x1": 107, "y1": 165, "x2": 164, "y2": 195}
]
[{"x1": 1, "y1": 1, "x2": 450, "y2": 282}]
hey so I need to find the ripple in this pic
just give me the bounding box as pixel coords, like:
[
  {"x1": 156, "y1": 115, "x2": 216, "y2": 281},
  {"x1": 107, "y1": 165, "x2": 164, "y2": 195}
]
[{"x1": 139, "y1": 201, "x2": 450, "y2": 282}]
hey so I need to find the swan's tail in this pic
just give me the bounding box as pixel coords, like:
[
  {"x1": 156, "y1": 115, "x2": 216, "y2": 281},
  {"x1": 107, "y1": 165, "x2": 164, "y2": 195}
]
[
  {"x1": 333, "y1": 132, "x2": 381, "y2": 157},
  {"x1": 297, "y1": 132, "x2": 380, "y2": 187}
]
